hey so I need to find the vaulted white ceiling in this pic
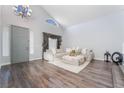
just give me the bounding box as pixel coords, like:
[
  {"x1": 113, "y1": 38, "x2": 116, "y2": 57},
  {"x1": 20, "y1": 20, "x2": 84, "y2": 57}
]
[{"x1": 42, "y1": 5, "x2": 124, "y2": 28}]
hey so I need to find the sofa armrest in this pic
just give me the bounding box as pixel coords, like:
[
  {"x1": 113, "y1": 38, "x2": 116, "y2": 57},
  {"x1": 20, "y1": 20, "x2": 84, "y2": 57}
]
[{"x1": 86, "y1": 50, "x2": 94, "y2": 61}]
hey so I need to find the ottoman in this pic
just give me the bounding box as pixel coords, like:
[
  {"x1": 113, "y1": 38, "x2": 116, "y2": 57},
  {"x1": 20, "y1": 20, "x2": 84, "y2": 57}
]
[{"x1": 62, "y1": 55, "x2": 85, "y2": 66}]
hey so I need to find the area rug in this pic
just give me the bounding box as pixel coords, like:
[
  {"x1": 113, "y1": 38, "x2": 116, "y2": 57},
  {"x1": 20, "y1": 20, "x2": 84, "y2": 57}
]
[{"x1": 48, "y1": 59, "x2": 90, "y2": 73}]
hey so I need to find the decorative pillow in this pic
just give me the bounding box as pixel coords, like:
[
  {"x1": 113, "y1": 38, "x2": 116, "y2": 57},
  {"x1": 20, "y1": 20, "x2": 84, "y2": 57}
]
[
  {"x1": 69, "y1": 50, "x2": 76, "y2": 56},
  {"x1": 76, "y1": 48, "x2": 82, "y2": 55},
  {"x1": 66, "y1": 48, "x2": 82, "y2": 56},
  {"x1": 69, "y1": 49, "x2": 81, "y2": 56},
  {"x1": 81, "y1": 48, "x2": 91, "y2": 58},
  {"x1": 82, "y1": 48, "x2": 87, "y2": 55}
]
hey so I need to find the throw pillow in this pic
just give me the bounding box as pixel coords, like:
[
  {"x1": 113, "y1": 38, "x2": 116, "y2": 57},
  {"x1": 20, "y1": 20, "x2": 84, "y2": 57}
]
[{"x1": 69, "y1": 50, "x2": 76, "y2": 56}]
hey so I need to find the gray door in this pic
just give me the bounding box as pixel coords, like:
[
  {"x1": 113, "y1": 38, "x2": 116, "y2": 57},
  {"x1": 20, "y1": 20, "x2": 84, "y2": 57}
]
[{"x1": 11, "y1": 25, "x2": 29, "y2": 64}]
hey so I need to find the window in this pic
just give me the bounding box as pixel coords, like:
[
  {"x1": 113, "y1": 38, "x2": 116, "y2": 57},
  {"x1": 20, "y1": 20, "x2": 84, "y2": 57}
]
[
  {"x1": 30, "y1": 31, "x2": 34, "y2": 54},
  {"x1": 2, "y1": 28, "x2": 10, "y2": 56}
]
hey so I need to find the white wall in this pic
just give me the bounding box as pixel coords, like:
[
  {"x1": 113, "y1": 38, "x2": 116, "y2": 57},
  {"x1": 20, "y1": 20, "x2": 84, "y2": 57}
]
[
  {"x1": 0, "y1": 6, "x2": 2, "y2": 64},
  {"x1": 0, "y1": 5, "x2": 64, "y2": 66},
  {"x1": 63, "y1": 11, "x2": 124, "y2": 60}
]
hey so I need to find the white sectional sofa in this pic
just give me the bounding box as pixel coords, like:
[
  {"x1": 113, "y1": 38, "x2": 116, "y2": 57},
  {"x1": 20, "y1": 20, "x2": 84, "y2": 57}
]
[{"x1": 44, "y1": 48, "x2": 94, "y2": 66}]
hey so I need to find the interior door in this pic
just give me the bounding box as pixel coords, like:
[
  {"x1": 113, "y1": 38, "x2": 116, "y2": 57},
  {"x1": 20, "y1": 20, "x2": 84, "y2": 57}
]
[{"x1": 11, "y1": 25, "x2": 29, "y2": 64}]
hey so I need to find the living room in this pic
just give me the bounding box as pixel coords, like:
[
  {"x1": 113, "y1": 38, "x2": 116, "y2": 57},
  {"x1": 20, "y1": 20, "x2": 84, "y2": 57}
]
[{"x1": 0, "y1": 3, "x2": 124, "y2": 89}]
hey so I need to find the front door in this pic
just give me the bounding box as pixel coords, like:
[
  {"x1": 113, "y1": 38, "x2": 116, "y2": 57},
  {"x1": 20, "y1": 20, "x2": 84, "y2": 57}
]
[{"x1": 11, "y1": 25, "x2": 29, "y2": 64}]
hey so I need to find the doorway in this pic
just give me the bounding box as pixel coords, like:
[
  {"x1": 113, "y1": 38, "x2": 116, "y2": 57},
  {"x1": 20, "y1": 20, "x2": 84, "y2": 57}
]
[
  {"x1": 11, "y1": 25, "x2": 29, "y2": 64},
  {"x1": 42, "y1": 32, "x2": 62, "y2": 60}
]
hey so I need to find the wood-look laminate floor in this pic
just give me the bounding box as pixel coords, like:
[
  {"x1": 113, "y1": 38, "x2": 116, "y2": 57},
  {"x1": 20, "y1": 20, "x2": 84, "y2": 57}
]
[{"x1": 0, "y1": 60, "x2": 124, "y2": 88}]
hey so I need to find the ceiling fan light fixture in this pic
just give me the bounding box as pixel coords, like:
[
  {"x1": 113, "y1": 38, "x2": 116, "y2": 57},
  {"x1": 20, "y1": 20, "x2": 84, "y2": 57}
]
[
  {"x1": 46, "y1": 18, "x2": 59, "y2": 27},
  {"x1": 12, "y1": 5, "x2": 32, "y2": 18}
]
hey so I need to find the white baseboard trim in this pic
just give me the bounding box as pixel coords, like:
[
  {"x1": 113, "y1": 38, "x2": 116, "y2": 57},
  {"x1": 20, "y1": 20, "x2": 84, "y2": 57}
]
[
  {"x1": 0, "y1": 61, "x2": 10, "y2": 68},
  {"x1": 29, "y1": 58, "x2": 42, "y2": 61},
  {"x1": 0, "y1": 57, "x2": 104, "y2": 68},
  {"x1": 0, "y1": 58, "x2": 42, "y2": 68},
  {"x1": 94, "y1": 58, "x2": 104, "y2": 61}
]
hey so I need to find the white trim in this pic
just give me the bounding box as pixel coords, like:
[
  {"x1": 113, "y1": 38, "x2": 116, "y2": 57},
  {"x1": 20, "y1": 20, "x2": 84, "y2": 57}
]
[
  {"x1": 94, "y1": 58, "x2": 104, "y2": 61},
  {"x1": 29, "y1": 57, "x2": 42, "y2": 61},
  {"x1": 0, "y1": 61, "x2": 10, "y2": 68},
  {"x1": 0, "y1": 58, "x2": 42, "y2": 68},
  {"x1": 0, "y1": 57, "x2": 103, "y2": 68}
]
